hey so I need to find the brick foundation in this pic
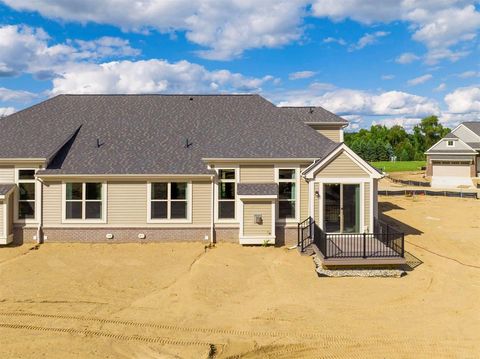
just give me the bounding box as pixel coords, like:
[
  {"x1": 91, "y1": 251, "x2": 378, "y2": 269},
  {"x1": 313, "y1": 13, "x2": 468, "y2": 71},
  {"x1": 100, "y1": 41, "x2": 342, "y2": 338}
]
[{"x1": 13, "y1": 226, "x2": 297, "y2": 246}]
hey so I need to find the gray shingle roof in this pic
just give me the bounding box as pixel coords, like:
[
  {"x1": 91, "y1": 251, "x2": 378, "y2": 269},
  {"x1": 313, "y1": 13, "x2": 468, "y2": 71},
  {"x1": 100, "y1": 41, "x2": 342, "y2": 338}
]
[
  {"x1": 466, "y1": 142, "x2": 480, "y2": 149},
  {"x1": 0, "y1": 184, "x2": 15, "y2": 196},
  {"x1": 444, "y1": 132, "x2": 458, "y2": 139},
  {"x1": 462, "y1": 122, "x2": 480, "y2": 136},
  {"x1": 0, "y1": 95, "x2": 340, "y2": 175},
  {"x1": 279, "y1": 106, "x2": 348, "y2": 124},
  {"x1": 237, "y1": 183, "x2": 278, "y2": 196}
]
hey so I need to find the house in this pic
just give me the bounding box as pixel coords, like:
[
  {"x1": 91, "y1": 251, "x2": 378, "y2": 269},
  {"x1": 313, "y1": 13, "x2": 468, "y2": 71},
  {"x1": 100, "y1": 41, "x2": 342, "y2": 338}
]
[
  {"x1": 0, "y1": 94, "x2": 404, "y2": 265},
  {"x1": 426, "y1": 122, "x2": 480, "y2": 188}
]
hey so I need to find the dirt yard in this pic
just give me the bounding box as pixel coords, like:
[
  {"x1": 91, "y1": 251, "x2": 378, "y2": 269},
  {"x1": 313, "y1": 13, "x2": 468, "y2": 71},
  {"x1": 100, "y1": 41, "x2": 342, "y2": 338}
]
[{"x1": 1, "y1": 196, "x2": 479, "y2": 358}]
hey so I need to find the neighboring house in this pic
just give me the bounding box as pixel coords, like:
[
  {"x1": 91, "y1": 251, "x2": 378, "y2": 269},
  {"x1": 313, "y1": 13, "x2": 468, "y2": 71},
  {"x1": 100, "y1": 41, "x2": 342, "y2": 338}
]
[
  {"x1": 426, "y1": 122, "x2": 480, "y2": 188},
  {"x1": 0, "y1": 94, "x2": 402, "y2": 265}
]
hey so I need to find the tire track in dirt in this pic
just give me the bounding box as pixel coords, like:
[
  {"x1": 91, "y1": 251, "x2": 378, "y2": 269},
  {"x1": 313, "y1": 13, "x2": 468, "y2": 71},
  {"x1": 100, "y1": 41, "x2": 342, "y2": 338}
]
[
  {"x1": 0, "y1": 310, "x2": 475, "y2": 352},
  {"x1": 0, "y1": 322, "x2": 221, "y2": 348}
]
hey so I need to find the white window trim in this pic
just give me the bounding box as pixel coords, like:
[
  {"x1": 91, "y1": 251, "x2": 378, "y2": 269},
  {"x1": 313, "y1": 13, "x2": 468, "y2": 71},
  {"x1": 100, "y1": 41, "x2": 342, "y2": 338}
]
[
  {"x1": 14, "y1": 167, "x2": 40, "y2": 224},
  {"x1": 274, "y1": 165, "x2": 300, "y2": 223},
  {"x1": 147, "y1": 181, "x2": 192, "y2": 223},
  {"x1": 446, "y1": 140, "x2": 455, "y2": 147},
  {"x1": 62, "y1": 182, "x2": 107, "y2": 224},
  {"x1": 214, "y1": 166, "x2": 239, "y2": 224},
  {"x1": 314, "y1": 178, "x2": 367, "y2": 234}
]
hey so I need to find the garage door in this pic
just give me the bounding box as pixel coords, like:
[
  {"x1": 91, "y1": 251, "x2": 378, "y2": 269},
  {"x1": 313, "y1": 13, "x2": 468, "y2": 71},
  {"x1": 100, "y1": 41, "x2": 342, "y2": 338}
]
[{"x1": 432, "y1": 163, "x2": 470, "y2": 177}]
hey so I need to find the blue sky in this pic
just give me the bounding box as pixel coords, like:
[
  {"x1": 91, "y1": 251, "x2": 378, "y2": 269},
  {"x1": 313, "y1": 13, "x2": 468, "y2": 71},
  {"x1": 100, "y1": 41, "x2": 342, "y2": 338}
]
[{"x1": 0, "y1": 1, "x2": 479, "y2": 131}]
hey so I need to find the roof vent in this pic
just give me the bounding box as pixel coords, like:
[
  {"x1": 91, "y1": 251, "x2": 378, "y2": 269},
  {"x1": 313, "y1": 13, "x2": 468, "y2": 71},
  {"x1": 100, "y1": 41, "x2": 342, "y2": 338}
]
[
  {"x1": 309, "y1": 107, "x2": 314, "y2": 114},
  {"x1": 96, "y1": 138, "x2": 104, "y2": 148},
  {"x1": 185, "y1": 138, "x2": 193, "y2": 149},
  {"x1": 189, "y1": 96, "x2": 194, "y2": 101}
]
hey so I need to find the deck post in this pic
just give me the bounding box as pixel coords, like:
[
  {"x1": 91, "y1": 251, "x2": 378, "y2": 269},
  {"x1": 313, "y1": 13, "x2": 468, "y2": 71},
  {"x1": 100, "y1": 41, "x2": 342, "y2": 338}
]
[
  {"x1": 363, "y1": 232, "x2": 367, "y2": 259},
  {"x1": 401, "y1": 233, "x2": 405, "y2": 258}
]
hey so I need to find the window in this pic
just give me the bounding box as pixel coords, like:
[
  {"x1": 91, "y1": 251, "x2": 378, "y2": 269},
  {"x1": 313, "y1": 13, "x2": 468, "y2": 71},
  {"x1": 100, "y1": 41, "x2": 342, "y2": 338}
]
[
  {"x1": 278, "y1": 169, "x2": 296, "y2": 219},
  {"x1": 18, "y1": 169, "x2": 36, "y2": 219},
  {"x1": 218, "y1": 169, "x2": 236, "y2": 219},
  {"x1": 447, "y1": 140, "x2": 455, "y2": 147},
  {"x1": 150, "y1": 182, "x2": 188, "y2": 220},
  {"x1": 65, "y1": 183, "x2": 103, "y2": 220}
]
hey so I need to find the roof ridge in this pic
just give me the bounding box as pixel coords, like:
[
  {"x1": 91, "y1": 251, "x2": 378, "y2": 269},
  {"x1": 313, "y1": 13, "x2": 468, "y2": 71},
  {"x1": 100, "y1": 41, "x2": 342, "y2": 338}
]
[{"x1": 61, "y1": 93, "x2": 259, "y2": 97}]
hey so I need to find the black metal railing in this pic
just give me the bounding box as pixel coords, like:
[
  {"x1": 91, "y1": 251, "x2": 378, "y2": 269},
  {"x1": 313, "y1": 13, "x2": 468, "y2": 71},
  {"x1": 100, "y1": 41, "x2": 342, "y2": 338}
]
[
  {"x1": 312, "y1": 219, "x2": 404, "y2": 260},
  {"x1": 297, "y1": 216, "x2": 314, "y2": 252}
]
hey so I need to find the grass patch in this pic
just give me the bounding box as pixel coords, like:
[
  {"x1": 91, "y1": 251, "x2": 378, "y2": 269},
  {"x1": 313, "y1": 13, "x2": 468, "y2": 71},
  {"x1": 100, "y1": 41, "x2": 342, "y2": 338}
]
[{"x1": 370, "y1": 161, "x2": 426, "y2": 172}]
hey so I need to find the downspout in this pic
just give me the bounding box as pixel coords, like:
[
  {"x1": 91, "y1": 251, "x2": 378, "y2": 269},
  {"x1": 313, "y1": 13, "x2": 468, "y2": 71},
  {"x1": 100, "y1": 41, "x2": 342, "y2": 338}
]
[
  {"x1": 210, "y1": 175, "x2": 215, "y2": 244},
  {"x1": 36, "y1": 177, "x2": 44, "y2": 244}
]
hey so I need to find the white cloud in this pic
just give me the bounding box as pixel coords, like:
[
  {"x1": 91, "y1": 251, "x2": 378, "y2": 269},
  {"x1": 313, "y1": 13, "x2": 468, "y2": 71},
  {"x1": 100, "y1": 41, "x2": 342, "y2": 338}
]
[
  {"x1": 50, "y1": 59, "x2": 276, "y2": 95},
  {"x1": 349, "y1": 31, "x2": 389, "y2": 51},
  {"x1": 2, "y1": 0, "x2": 307, "y2": 60},
  {"x1": 433, "y1": 83, "x2": 447, "y2": 92},
  {"x1": 381, "y1": 74, "x2": 395, "y2": 80},
  {"x1": 0, "y1": 25, "x2": 140, "y2": 77},
  {"x1": 395, "y1": 52, "x2": 420, "y2": 64},
  {"x1": 407, "y1": 74, "x2": 433, "y2": 86},
  {"x1": 276, "y1": 86, "x2": 440, "y2": 118},
  {"x1": 311, "y1": 1, "x2": 480, "y2": 64},
  {"x1": 372, "y1": 117, "x2": 422, "y2": 130},
  {"x1": 0, "y1": 87, "x2": 37, "y2": 102},
  {"x1": 444, "y1": 86, "x2": 480, "y2": 113},
  {"x1": 323, "y1": 37, "x2": 347, "y2": 45},
  {"x1": 458, "y1": 70, "x2": 480, "y2": 78},
  {"x1": 0, "y1": 107, "x2": 15, "y2": 117},
  {"x1": 288, "y1": 70, "x2": 316, "y2": 80}
]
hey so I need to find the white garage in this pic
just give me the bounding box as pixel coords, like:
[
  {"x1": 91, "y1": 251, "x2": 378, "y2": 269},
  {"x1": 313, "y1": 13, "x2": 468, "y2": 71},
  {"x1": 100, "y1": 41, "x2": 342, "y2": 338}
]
[{"x1": 431, "y1": 161, "x2": 473, "y2": 188}]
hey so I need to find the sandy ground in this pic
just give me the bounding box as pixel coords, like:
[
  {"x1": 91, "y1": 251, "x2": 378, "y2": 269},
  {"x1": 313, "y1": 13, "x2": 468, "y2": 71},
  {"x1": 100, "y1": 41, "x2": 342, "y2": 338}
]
[{"x1": 1, "y1": 196, "x2": 480, "y2": 358}]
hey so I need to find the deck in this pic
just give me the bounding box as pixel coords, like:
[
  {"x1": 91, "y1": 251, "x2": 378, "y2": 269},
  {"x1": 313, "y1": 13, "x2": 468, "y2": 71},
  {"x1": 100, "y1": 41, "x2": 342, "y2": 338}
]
[{"x1": 298, "y1": 217, "x2": 406, "y2": 267}]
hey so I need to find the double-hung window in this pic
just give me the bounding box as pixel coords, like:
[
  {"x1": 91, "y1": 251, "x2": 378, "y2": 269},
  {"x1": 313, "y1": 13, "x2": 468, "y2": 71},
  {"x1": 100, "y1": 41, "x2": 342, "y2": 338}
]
[
  {"x1": 150, "y1": 182, "x2": 188, "y2": 220},
  {"x1": 278, "y1": 169, "x2": 297, "y2": 219},
  {"x1": 218, "y1": 169, "x2": 236, "y2": 219},
  {"x1": 65, "y1": 183, "x2": 104, "y2": 220},
  {"x1": 18, "y1": 169, "x2": 36, "y2": 219}
]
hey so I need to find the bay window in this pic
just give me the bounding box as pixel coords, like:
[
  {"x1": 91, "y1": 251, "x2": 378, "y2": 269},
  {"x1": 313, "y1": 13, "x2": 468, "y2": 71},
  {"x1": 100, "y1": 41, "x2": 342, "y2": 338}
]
[
  {"x1": 65, "y1": 182, "x2": 104, "y2": 220},
  {"x1": 218, "y1": 169, "x2": 236, "y2": 219},
  {"x1": 278, "y1": 169, "x2": 297, "y2": 219},
  {"x1": 150, "y1": 182, "x2": 188, "y2": 220}
]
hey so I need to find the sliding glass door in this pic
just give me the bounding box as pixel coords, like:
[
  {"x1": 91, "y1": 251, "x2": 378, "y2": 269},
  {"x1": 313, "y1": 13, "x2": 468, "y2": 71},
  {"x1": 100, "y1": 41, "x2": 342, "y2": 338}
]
[{"x1": 323, "y1": 183, "x2": 360, "y2": 233}]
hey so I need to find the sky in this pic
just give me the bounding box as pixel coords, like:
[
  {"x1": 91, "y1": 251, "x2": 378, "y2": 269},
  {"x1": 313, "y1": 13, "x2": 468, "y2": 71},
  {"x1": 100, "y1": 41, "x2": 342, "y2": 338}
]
[{"x1": 0, "y1": 1, "x2": 479, "y2": 131}]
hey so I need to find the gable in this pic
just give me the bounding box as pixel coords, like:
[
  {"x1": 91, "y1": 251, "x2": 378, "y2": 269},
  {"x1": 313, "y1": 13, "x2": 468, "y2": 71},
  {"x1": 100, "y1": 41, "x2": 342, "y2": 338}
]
[
  {"x1": 452, "y1": 124, "x2": 480, "y2": 143},
  {"x1": 314, "y1": 151, "x2": 370, "y2": 178},
  {"x1": 427, "y1": 138, "x2": 476, "y2": 154}
]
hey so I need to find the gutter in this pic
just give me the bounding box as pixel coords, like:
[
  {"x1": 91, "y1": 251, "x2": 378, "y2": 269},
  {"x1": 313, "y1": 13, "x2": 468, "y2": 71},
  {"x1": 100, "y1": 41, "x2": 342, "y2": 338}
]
[
  {"x1": 211, "y1": 175, "x2": 215, "y2": 244},
  {"x1": 36, "y1": 178, "x2": 44, "y2": 244}
]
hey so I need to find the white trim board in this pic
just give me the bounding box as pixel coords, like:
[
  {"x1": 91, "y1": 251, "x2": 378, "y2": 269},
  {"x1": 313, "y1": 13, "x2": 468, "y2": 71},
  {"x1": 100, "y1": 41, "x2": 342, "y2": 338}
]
[{"x1": 302, "y1": 144, "x2": 382, "y2": 179}]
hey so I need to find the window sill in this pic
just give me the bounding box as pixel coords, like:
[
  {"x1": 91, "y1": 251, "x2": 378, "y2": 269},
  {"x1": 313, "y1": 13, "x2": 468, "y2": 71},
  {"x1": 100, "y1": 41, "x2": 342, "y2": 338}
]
[
  {"x1": 62, "y1": 219, "x2": 107, "y2": 224},
  {"x1": 147, "y1": 219, "x2": 192, "y2": 224}
]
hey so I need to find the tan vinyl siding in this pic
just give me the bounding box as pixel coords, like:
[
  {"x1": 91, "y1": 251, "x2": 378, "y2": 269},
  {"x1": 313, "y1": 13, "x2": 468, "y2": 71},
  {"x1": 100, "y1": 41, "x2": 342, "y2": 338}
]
[
  {"x1": 0, "y1": 200, "x2": 4, "y2": 237},
  {"x1": 315, "y1": 152, "x2": 369, "y2": 178},
  {"x1": 429, "y1": 138, "x2": 474, "y2": 152},
  {"x1": 108, "y1": 182, "x2": 147, "y2": 225},
  {"x1": 452, "y1": 125, "x2": 480, "y2": 143},
  {"x1": 0, "y1": 166, "x2": 14, "y2": 183},
  {"x1": 192, "y1": 181, "x2": 212, "y2": 226},
  {"x1": 43, "y1": 181, "x2": 62, "y2": 227},
  {"x1": 240, "y1": 165, "x2": 274, "y2": 183},
  {"x1": 364, "y1": 182, "x2": 370, "y2": 230},
  {"x1": 300, "y1": 168, "x2": 309, "y2": 220},
  {"x1": 243, "y1": 201, "x2": 272, "y2": 237},
  {"x1": 317, "y1": 128, "x2": 341, "y2": 142},
  {"x1": 43, "y1": 180, "x2": 212, "y2": 228}
]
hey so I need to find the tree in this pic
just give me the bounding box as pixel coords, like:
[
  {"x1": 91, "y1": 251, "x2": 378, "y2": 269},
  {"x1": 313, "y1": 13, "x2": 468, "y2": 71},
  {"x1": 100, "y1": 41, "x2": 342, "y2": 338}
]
[{"x1": 344, "y1": 115, "x2": 450, "y2": 162}]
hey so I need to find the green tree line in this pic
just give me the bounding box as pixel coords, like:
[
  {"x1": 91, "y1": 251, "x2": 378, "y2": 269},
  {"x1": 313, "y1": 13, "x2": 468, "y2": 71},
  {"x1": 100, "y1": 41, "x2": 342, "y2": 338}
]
[{"x1": 344, "y1": 116, "x2": 450, "y2": 162}]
